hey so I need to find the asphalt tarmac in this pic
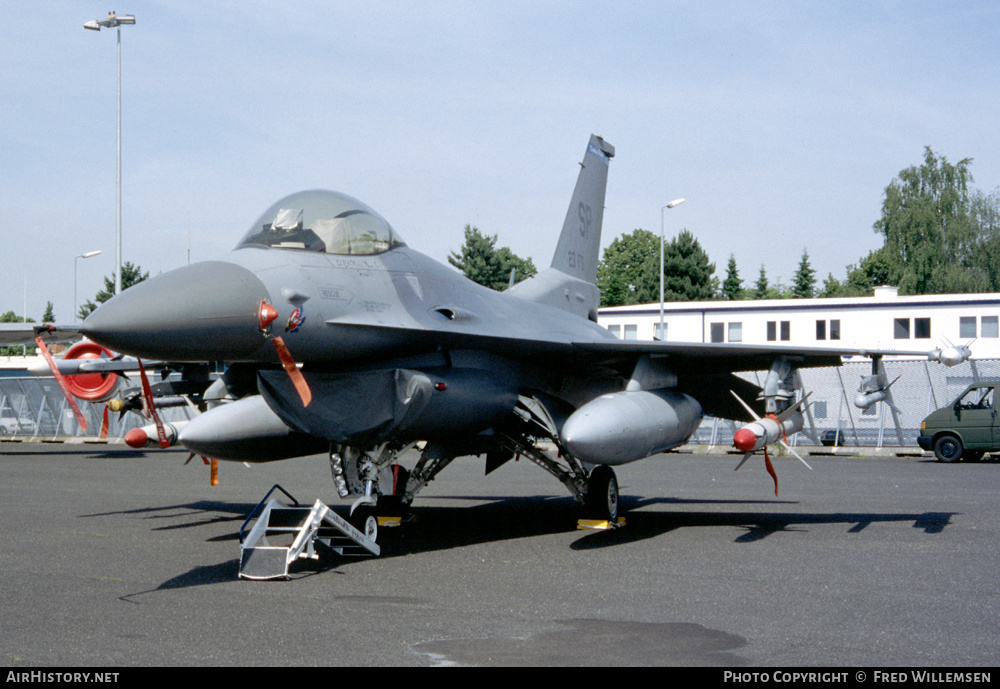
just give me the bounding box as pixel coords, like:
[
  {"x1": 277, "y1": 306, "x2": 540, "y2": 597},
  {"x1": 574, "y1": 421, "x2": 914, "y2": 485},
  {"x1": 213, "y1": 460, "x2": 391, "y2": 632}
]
[{"x1": 1, "y1": 441, "x2": 997, "y2": 667}]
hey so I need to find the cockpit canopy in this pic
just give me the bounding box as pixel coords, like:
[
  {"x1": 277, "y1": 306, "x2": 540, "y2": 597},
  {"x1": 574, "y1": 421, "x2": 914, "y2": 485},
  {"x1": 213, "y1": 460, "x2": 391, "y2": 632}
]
[{"x1": 237, "y1": 190, "x2": 404, "y2": 255}]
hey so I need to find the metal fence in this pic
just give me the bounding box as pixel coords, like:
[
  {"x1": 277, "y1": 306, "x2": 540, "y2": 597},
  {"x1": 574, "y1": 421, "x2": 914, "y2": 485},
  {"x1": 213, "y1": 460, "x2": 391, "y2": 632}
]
[
  {"x1": 1, "y1": 358, "x2": 994, "y2": 447},
  {"x1": 692, "y1": 358, "x2": 997, "y2": 448},
  {"x1": 0, "y1": 376, "x2": 194, "y2": 441}
]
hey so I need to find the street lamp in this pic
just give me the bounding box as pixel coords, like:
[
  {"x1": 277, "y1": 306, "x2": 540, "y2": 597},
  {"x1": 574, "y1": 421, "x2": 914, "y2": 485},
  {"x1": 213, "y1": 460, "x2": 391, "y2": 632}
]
[
  {"x1": 659, "y1": 198, "x2": 686, "y2": 340},
  {"x1": 84, "y1": 12, "x2": 135, "y2": 297},
  {"x1": 74, "y1": 251, "x2": 102, "y2": 323}
]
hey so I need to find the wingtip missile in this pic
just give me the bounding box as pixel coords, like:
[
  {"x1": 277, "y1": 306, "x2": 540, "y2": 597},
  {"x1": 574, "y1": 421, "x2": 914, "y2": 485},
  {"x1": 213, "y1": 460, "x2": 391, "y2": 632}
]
[{"x1": 929, "y1": 344, "x2": 972, "y2": 367}]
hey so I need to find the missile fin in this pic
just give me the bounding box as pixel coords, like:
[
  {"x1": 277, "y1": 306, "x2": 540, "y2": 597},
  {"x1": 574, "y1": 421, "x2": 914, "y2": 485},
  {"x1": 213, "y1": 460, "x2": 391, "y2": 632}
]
[
  {"x1": 729, "y1": 389, "x2": 760, "y2": 420},
  {"x1": 779, "y1": 438, "x2": 813, "y2": 470},
  {"x1": 734, "y1": 451, "x2": 754, "y2": 471}
]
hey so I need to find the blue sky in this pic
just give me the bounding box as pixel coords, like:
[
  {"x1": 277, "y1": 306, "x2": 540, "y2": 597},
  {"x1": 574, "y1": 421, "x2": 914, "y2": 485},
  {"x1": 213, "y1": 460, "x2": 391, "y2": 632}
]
[{"x1": 3, "y1": 1, "x2": 999, "y2": 322}]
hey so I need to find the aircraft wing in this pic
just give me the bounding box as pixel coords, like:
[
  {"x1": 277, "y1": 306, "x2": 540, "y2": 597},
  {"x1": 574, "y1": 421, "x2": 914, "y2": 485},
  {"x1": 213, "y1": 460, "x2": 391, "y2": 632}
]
[
  {"x1": 567, "y1": 339, "x2": 968, "y2": 422},
  {"x1": 323, "y1": 319, "x2": 944, "y2": 374},
  {"x1": 0, "y1": 323, "x2": 83, "y2": 347},
  {"x1": 318, "y1": 320, "x2": 961, "y2": 423},
  {"x1": 568, "y1": 339, "x2": 928, "y2": 373}
]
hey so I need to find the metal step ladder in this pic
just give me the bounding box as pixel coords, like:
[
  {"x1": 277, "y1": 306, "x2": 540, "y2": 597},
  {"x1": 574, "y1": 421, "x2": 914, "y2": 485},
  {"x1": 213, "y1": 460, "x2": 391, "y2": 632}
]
[{"x1": 238, "y1": 485, "x2": 380, "y2": 580}]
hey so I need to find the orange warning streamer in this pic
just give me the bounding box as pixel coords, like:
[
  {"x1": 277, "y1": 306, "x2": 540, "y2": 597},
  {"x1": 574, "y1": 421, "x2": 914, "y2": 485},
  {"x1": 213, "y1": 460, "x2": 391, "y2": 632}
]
[
  {"x1": 35, "y1": 336, "x2": 87, "y2": 431},
  {"x1": 271, "y1": 335, "x2": 312, "y2": 407},
  {"x1": 137, "y1": 360, "x2": 170, "y2": 448},
  {"x1": 764, "y1": 447, "x2": 778, "y2": 497}
]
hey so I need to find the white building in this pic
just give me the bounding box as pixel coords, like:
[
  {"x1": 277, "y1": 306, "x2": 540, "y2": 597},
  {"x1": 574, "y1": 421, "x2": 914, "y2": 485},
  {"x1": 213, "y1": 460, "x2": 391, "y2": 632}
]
[
  {"x1": 599, "y1": 286, "x2": 999, "y2": 358},
  {"x1": 598, "y1": 287, "x2": 1000, "y2": 447}
]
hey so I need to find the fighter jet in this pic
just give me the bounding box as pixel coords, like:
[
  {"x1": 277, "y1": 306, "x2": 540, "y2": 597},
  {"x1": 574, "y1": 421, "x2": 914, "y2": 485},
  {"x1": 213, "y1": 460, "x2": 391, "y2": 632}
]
[{"x1": 13, "y1": 135, "x2": 971, "y2": 538}]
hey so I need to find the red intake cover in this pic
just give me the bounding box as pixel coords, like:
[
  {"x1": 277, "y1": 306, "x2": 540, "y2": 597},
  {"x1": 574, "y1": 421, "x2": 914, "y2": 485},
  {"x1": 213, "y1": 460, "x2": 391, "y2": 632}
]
[{"x1": 62, "y1": 342, "x2": 118, "y2": 401}]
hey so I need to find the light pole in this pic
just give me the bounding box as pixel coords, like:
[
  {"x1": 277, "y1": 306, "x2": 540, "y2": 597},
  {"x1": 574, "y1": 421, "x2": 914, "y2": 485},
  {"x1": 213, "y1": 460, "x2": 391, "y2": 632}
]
[
  {"x1": 74, "y1": 251, "x2": 103, "y2": 323},
  {"x1": 85, "y1": 12, "x2": 135, "y2": 297},
  {"x1": 659, "y1": 198, "x2": 686, "y2": 340}
]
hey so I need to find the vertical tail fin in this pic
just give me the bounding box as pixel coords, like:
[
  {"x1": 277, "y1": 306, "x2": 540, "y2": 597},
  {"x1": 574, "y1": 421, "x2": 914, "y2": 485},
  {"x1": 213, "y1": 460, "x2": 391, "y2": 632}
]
[
  {"x1": 506, "y1": 135, "x2": 613, "y2": 321},
  {"x1": 550, "y1": 134, "x2": 614, "y2": 284}
]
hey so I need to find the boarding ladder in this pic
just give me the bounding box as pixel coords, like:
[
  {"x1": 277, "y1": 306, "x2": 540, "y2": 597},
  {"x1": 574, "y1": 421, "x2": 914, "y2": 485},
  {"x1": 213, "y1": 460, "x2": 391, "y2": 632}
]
[{"x1": 238, "y1": 485, "x2": 379, "y2": 580}]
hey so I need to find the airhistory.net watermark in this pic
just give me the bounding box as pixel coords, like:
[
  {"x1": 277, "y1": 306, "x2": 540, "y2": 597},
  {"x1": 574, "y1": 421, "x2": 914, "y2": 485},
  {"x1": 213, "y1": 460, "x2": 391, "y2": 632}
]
[{"x1": 6, "y1": 672, "x2": 119, "y2": 683}]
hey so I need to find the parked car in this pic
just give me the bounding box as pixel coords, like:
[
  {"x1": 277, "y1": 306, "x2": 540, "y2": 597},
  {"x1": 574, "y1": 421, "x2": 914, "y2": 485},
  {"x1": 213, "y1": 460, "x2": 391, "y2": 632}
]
[
  {"x1": 821, "y1": 430, "x2": 846, "y2": 447},
  {"x1": 917, "y1": 381, "x2": 999, "y2": 462},
  {"x1": 0, "y1": 410, "x2": 36, "y2": 435}
]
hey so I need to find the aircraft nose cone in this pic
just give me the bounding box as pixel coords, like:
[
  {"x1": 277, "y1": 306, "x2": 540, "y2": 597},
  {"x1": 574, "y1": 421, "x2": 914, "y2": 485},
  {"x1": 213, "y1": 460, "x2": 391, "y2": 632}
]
[{"x1": 80, "y1": 261, "x2": 271, "y2": 361}]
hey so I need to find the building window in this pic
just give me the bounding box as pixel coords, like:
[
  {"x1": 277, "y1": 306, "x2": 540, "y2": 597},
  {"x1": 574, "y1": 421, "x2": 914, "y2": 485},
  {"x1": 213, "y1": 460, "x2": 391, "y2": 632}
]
[
  {"x1": 764, "y1": 319, "x2": 791, "y2": 341},
  {"x1": 710, "y1": 322, "x2": 724, "y2": 343},
  {"x1": 623, "y1": 324, "x2": 638, "y2": 340},
  {"x1": 915, "y1": 317, "x2": 931, "y2": 339},
  {"x1": 983, "y1": 316, "x2": 999, "y2": 338},
  {"x1": 816, "y1": 320, "x2": 826, "y2": 340},
  {"x1": 607, "y1": 324, "x2": 621, "y2": 338},
  {"x1": 894, "y1": 318, "x2": 910, "y2": 339},
  {"x1": 728, "y1": 322, "x2": 743, "y2": 342},
  {"x1": 830, "y1": 319, "x2": 840, "y2": 340},
  {"x1": 960, "y1": 316, "x2": 977, "y2": 339},
  {"x1": 655, "y1": 322, "x2": 667, "y2": 340}
]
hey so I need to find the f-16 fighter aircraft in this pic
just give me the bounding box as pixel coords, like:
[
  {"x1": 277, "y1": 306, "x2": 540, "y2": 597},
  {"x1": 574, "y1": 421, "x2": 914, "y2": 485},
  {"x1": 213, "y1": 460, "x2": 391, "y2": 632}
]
[{"x1": 14, "y1": 135, "x2": 971, "y2": 538}]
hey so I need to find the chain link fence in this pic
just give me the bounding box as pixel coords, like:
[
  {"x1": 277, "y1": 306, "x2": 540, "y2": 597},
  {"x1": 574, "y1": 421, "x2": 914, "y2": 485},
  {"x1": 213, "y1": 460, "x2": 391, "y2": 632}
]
[
  {"x1": 689, "y1": 358, "x2": 994, "y2": 448},
  {"x1": 0, "y1": 375, "x2": 194, "y2": 441},
  {"x1": 2, "y1": 358, "x2": 994, "y2": 447}
]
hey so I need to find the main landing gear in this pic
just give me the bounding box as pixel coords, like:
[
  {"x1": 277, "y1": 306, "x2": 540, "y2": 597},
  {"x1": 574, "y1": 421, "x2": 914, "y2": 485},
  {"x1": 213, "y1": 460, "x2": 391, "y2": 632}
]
[
  {"x1": 584, "y1": 465, "x2": 620, "y2": 522},
  {"x1": 328, "y1": 433, "x2": 625, "y2": 547}
]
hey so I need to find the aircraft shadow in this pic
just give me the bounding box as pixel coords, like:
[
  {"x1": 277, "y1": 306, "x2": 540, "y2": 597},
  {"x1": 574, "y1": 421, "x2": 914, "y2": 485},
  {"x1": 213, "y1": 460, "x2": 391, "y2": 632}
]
[
  {"x1": 0, "y1": 446, "x2": 158, "y2": 459},
  {"x1": 570, "y1": 506, "x2": 955, "y2": 550},
  {"x1": 96, "y1": 494, "x2": 956, "y2": 592},
  {"x1": 80, "y1": 499, "x2": 258, "y2": 542},
  {"x1": 374, "y1": 495, "x2": 955, "y2": 553}
]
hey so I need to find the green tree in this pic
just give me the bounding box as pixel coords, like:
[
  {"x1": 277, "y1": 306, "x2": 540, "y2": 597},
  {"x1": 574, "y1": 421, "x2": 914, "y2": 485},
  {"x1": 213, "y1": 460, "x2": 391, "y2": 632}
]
[
  {"x1": 818, "y1": 273, "x2": 844, "y2": 298},
  {"x1": 42, "y1": 301, "x2": 55, "y2": 323},
  {"x1": 0, "y1": 311, "x2": 35, "y2": 356},
  {"x1": 753, "y1": 265, "x2": 769, "y2": 300},
  {"x1": 972, "y1": 188, "x2": 1000, "y2": 290},
  {"x1": 448, "y1": 225, "x2": 537, "y2": 291},
  {"x1": 835, "y1": 247, "x2": 899, "y2": 297},
  {"x1": 596, "y1": 228, "x2": 659, "y2": 306},
  {"x1": 638, "y1": 229, "x2": 716, "y2": 302},
  {"x1": 721, "y1": 254, "x2": 743, "y2": 300},
  {"x1": 873, "y1": 146, "x2": 989, "y2": 294},
  {"x1": 78, "y1": 262, "x2": 150, "y2": 320},
  {"x1": 749, "y1": 264, "x2": 791, "y2": 299},
  {"x1": 791, "y1": 250, "x2": 816, "y2": 298}
]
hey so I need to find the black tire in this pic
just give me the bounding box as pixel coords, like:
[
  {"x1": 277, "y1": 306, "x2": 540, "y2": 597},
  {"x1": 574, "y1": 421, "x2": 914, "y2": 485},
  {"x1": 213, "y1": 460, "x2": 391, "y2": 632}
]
[
  {"x1": 585, "y1": 465, "x2": 619, "y2": 521},
  {"x1": 350, "y1": 505, "x2": 379, "y2": 544},
  {"x1": 963, "y1": 450, "x2": 985, "y2": 462},
  {"x1": 933, "y1": 435, "x2": 964, "y2": 463}
]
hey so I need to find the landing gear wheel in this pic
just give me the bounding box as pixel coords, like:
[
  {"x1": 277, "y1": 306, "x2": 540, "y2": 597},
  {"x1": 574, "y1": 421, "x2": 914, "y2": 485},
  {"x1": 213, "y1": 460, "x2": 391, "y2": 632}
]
[
  {"x1": 350, "y1": 505, "x2": 379, "y2": 544},
  {"x1": 585, "y1": 465, "x2": 619, "y2": 522},
  {"x1": 933, "y1": 435, "x2": 964, "y2": 463}
]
